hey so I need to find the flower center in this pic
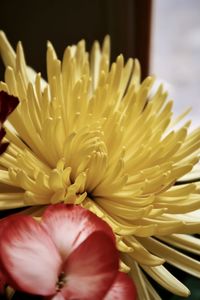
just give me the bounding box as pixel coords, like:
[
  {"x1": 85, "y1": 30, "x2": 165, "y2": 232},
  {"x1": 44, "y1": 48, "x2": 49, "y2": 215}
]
[{"x1": 56, "y1": 271, "x2": 67, "y2": 291}]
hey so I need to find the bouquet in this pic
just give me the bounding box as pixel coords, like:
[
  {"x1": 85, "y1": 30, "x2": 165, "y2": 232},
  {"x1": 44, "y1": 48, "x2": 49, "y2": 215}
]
[{"x1": 0, "y1": 31, "x2": 199, "y2": 299}]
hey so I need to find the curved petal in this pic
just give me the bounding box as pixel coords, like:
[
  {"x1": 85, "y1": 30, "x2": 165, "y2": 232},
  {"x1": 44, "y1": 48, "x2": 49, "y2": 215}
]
[
  {"x1": 0, "y1": 215, "x2": 19, "y2": 237},
  {"x1": 104, "y1": 272, "x2": 137, "y2": 300},
  {"x1": 0, "y1": 215, "x2": 28, "y2": 290},
  {"x1": 41, "y1": 204, "x2": 115, "y2": 259},
  {"x1": 0, "y1": 215, "x2": 62, "y2": 296},
  {"x1": 62, "y1": 232, "x2": 119, "y2": 300}
]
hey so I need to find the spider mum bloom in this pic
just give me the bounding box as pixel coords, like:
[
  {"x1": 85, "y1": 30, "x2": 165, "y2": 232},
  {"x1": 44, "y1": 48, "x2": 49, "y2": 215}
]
[
  {"x1": 0, "y1": 204, "x2": 136, "y2": 299},
  {"x1": 0, "y1": 31, "x2": 200, "y2": 299}
]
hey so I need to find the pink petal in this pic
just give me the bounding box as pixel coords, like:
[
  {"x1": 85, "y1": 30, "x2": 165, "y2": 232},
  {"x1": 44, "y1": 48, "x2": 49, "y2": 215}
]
[
  {"x1": 62, "y1": 232, "x2": 119, "y2": 300},
  {"x1": 42, "y1": 204, "x2": 115, "y2": 259},
  {"x1": 0, "y1": 215, "x2": 62, "y2": 296},
  {"x1": 46, "y1": 293, "x2": 65, "y2": 300},
  {"x1": 104, "y1": 272, "x2": 137, "y2": 300},
  {"x1": 0, "y1": 215, "x2": 27, "y2": 290},
  {"x1": 0, "y1": 215, "x2": 19, "y2": 236}
]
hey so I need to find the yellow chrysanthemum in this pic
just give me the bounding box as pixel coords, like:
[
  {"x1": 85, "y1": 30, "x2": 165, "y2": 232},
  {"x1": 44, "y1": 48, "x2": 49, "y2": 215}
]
[{"x1": 0, "y1": 31, "x2": 200, "y2": 299}]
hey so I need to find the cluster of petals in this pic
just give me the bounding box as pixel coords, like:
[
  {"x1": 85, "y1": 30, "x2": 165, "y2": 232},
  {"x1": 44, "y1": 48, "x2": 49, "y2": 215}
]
[
  {"x1": 1, "y1": 32, "x2": 199, "y2": 298},
  {"x1": 0, "y1": 204, "x2": 136, "y2": 299}
]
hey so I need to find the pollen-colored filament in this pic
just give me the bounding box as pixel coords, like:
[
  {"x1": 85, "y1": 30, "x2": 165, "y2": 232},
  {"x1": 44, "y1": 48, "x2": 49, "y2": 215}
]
[{"x1": 56, "y1": 271, "x2": 67, "y2": 291}]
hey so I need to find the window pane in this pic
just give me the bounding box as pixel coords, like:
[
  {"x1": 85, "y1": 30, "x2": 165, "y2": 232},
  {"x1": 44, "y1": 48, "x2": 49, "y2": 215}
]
[{"x1": 151, "y1": 0, "x2": 200, "y2": 129}]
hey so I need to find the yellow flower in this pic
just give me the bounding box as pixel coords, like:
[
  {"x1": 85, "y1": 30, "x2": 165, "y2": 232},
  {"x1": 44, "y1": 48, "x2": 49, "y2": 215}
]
[{"x1": 0, "y1": 31, "x2": 200, "y2": 299}]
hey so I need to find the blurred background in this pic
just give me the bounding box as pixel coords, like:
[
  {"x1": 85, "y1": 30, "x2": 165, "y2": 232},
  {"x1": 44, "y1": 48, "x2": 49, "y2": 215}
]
[
  {"x1": 0, "y1": 1, "x2": 151, "y2": 80},
  {"x1": 0, "y1": 0, "x2": 199, "y2": 129},
  {"x1": 0, "y1": 0, "x2": 199, "y2": 299},
  {"x1": 151, "y1": 0, "x2": 200, "y2": 130}
]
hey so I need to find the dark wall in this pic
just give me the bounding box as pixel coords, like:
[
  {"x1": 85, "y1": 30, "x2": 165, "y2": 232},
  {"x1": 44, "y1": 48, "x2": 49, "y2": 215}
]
[{"x1": 0, "y1": 0, "x2": 151, "y2": 80}]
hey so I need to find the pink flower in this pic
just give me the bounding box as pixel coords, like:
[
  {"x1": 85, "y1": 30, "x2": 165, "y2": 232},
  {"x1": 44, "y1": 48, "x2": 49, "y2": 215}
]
[{"x1": 0, "y1": 205, "x2": 136, "y2": 299}]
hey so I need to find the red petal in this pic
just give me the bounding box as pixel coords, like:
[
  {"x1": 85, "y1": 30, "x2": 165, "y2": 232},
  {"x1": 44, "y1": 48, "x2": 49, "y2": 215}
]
[
  {"x1": 0, "y1": 142, "x2": 9, "y2": 155},
  {"x1": 104, "y1": 272, "x2": 137, "y2": 300},
  {"x1": 0, "y1": 127, "x2": 6, "y2": 140},
  {"x1": 0, "y1": 91, "x2": 19, "y2": 155},
  {"x1": 0, "y1": 215, "x2": 62, "y2": 295},
  {"x1": 0, "y1": 91, "x2": 19, "y2": 123},
  {"x1": 62, "y1": 232, "x2": 119, "y2": 300},
  {"x1": 0, "y1": 270, "x2": 6, "y2": 294},
  {"x1": 0, "y1": 128, "x2": 8, "y2": 155},
  {"x1": 42, "y1": 204, "x2": 115, "y2": 259}
]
